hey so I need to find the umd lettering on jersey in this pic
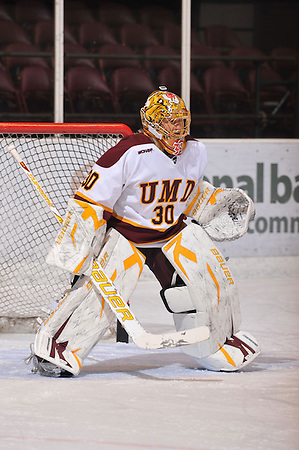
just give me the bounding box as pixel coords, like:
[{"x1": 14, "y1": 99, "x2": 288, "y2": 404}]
[
  {"x1": 139, "y1": 179, "x2": 195, "y2": 204},
  {"x1": 139, "y1": 179, "x2": 196, "y2": 227}
]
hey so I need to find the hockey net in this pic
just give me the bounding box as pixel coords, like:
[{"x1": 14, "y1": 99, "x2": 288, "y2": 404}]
[{"x1": 0, "y1": 123, "x2": 133, "y2": 332}]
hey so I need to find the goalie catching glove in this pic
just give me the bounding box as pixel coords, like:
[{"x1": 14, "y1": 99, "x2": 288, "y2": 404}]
[
  {"x1": 185, "y1": 180, "x2": 255, "y2": 241},
  {"x1": 46, "y1": 198, "x2": 106, "y2": 276}
]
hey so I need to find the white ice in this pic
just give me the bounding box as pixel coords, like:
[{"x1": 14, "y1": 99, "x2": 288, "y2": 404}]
[{"x1": 0, "y1": 256, "x2": 298, "y2": 450}]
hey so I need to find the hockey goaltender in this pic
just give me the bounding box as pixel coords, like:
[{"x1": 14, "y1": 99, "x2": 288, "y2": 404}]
[{"x1": 29, "y1": 87, "x2": 260, "y2": 377}]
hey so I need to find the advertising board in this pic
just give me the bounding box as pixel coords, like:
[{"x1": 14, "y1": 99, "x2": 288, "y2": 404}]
[{"x1": 202, "y1": 139, "x2": 299, "y2": 256}]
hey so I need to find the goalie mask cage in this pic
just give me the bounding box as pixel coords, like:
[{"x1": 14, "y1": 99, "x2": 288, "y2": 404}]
[{"x1": 0, "y1": 122, "x2": 133, "y2": 332}]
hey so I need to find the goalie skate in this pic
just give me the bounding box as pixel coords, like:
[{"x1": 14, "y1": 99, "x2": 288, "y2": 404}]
[
  {"x1": 31, "y1": 355, "x2": 73, "y2": 378},
  {"x1": 197, "y1": 331, "x2": 261, "y2": 372}
]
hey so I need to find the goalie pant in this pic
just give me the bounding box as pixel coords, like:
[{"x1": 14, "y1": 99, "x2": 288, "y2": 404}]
[{"x1": 33, "y1": 224, "x2": 260, "y2": 376}]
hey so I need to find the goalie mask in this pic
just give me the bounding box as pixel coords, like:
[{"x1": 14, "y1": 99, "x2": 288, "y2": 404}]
[{"x1": 140, "y1": 88, "x2": 191, "y2": 156}]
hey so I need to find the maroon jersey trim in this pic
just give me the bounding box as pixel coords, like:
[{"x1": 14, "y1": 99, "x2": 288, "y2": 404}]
[
  {"x1": 96, "y1": 133, "x2": 153, "y2": 168},
  {"x1": 107, "y1": 214, "x2": 186, "y2": 245},
  {"x1": 185, "y1": 135, "x2": 196, "y2": 142}
]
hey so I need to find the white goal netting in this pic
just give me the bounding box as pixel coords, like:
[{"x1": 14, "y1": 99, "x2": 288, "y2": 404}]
[{"x1": 0, "y1": 123, "x2": 132, "y2": 332}]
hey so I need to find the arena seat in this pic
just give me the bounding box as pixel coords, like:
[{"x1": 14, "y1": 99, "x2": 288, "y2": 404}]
[
  {"x1": 162, "y1": 24, "x2": 201, "y2": 50},
  {"x1": 34, "y1": 19, "x2": 77, "y2": 49},
  {"x1": 98, "y1": 2, "x2": 136, "y2": 28},
  {"x1": 98, "y1": 43, "x2": 142, "y2": 81},
  {"x1": 14, "y1": 0, "x2": 52, "y2": 24},
  {"x1": 0, "y1": 66, "x2": 22, "y2": 112},
  {"x1": 110, "y1": 67, "x2": 155, "y2": 113},
  {"x1": 4, "y1": 42, "x2": 49, "y2": 81},
  {"x1": 228, "y1": 46, "x2": 266, "y2": 83},
  {"x1": 205, "y1": 24, "x2": 242, "y2": 54},
  {"x1": 119, "y1": 23, "x2": 160, "y2": 51},
  {"x1": 203, "y1": 66, "x2": 252, "y2": 114},
  {"x1": 138, "y1": 5, "x2": 178, "y2": 30},
  {"x1": 64, "y1": 1, "x2": 95, "y2": 25},
  {"x1": 18, "y1": 65, "x2": 54, "y2": 113},
  {"x1": 143, "y1": 44, "x2": 180, "y2": 73},
  {"x1": 63, "y1": 42, "x2": 96, "y2": 69},
  {"x1": 191, "y1": 44, "x2": 224, "y2": 81},
  {"x1": 78, "y1": 22, "x2": 118, "y2": 52},
  {"x1": 0, "y1": 20, "x2": 32, "y2": 48},
  {"x1": 65, "y1": 66, "x2": 116, "y2": 114}
]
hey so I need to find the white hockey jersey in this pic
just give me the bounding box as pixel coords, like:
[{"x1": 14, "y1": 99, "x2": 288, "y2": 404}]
[{"x1": 75, "y1": 133, "x2": 207, "y2": 247}]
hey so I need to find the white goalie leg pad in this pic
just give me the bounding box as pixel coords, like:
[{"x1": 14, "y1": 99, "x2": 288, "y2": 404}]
[
  {"x1": 34, "y1": 278, "x2": 114, "y2": 376},
  {"x1": 162, "y1": 222, "x2": 242, "y2": 360},
  {"x1": 34, "y1": 229, "x2": 145, "y2": 375},
  {"x1": 97, "y1": 228, "x2": 145, "y2": 302},
  {"x1": 161, "y1": 275, "x2": 260, "y2": 372}
]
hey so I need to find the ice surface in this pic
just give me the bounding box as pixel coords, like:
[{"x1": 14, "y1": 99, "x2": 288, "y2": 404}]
[{"x1": 0, "y1": 257, "x2": 298, "y2": 450}]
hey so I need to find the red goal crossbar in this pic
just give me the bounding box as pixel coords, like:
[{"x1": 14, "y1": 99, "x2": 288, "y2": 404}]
[{"x1": 0, "y1": 122, "x2": 133, "y2": 136}]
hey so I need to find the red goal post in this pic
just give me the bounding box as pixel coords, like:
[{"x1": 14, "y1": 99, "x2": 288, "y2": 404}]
[{"x1": 0, "y1": 122, "x2": 133, "y2": 332}]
